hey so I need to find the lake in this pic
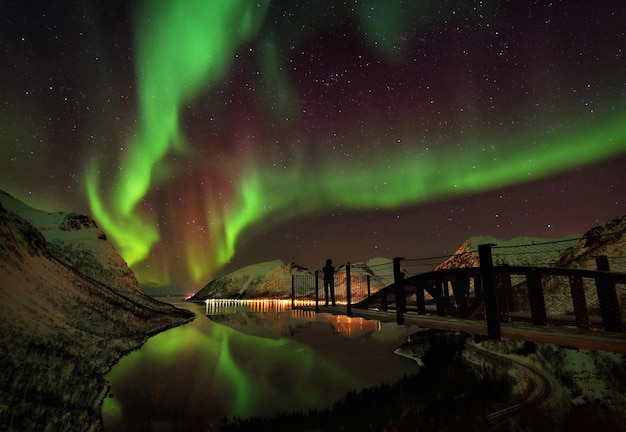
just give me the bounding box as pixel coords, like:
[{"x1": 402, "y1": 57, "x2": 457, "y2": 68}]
[{"x1": 102, "y1": 298, "x2": 420, "y2": 431}]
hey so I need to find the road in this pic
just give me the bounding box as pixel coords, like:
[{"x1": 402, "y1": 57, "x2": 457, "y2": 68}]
[{"x1": 466, "y1": 342, "x2": 557, "y2": 430}]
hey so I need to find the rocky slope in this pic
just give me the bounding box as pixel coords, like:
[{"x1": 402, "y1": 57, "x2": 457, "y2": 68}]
[
  {"x1": 557, "y1": 215, "x2": 626, "y2": 272},
  {"x1": 435, "y1": 216, "x2": 626, "y2": 272},
  {"x1": 0, "y1": 191, "x2": 193, "y2": 431},
  {"x1": 435, "y1": 234, "x2": 582, "y2": 270}
]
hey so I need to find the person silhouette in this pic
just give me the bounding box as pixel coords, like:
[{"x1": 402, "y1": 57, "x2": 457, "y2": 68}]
[{"x1": 323, "y1": 258, "x2": 335, "y2": 306}]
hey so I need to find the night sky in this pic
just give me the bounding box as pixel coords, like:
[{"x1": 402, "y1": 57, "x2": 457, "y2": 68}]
[{"x1": 2, "y1": 0, "x2": 625, "y2": 293}]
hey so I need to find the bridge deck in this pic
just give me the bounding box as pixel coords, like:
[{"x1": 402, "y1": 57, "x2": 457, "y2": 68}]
[{"x1": 300, "y1": 305, "x2": 626, "y2": 354}]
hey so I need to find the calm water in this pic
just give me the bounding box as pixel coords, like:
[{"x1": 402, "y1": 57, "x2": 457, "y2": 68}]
[{"x1": 102, "y1": 299, "x2": 420, "y2": 431}]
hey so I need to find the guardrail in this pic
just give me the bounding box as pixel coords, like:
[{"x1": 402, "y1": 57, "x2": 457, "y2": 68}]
[{"x1": 292, "y1": 245, "x2": 626, "y2": 340}]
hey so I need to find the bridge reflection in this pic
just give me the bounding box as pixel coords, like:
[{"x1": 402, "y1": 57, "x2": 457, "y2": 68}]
[{"x1": 203, "y1": 298, "x2": 382, "y2": 335}]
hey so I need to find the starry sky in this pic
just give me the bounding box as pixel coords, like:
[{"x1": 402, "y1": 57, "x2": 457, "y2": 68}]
[{"x1": 2, "y1": 0, "x2": 625, "y2": 293}]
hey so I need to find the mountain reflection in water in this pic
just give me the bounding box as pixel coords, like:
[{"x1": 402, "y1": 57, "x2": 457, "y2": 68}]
[{"x1": 102, "y1": 299, "x2": 419, "y2": 430}]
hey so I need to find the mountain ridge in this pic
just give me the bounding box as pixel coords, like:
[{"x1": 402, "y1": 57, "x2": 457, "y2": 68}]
[{"x1": 191, "y1": 216, "x2": 626, "y2": 301}]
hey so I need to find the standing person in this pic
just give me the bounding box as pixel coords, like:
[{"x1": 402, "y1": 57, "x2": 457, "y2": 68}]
[{"x1": 323, "y1": 258, "x2": 336, "y2": 306}]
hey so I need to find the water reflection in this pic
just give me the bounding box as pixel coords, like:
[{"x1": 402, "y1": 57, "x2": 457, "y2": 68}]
[{"x1": 102, "y1": 299, "x2": 418, "y2": 431}]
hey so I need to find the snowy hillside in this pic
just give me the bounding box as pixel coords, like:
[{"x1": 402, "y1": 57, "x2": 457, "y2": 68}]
[
  {"x1": 435, "y1": 234, "x2": 582, "y2": 270},
  {"x1": 392, "y1": 333, "x2": 626, "y2": 431},
  {"x1": 432, "y1": 219, "x2": 625, "y2": 318},
  {"x1": 0, "y1": 190, "x2": 142, "y2": 294},
  {"x1": 557, "y1": 215, "x2": 626, "y2": 272},
  {"x1": 0, "y1": 191, "x2": 193, "y2": 431},
  {"x1": 190, "y1": 260, "x2": 314, "y2": 300},
  {"x1": 335, "y1": 257, "x2": 399, "y2": 288},
  {"x1": 191, "y1": 216, "x2": 626, "y2": 304},
  {"x1": 433, "y1": 216, "x2": 626, "y2": 272},
  {"x1": 190, "y1": 257, "x2": 401, "y2": 301}
]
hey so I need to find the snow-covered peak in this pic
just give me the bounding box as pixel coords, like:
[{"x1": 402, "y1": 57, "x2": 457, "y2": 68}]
[
  {"x1": 557, "y1": 215, "x2": 626, "y2": 271},
  {"x1": 0, "y1": 190, "x2": 141, "y2": 293},
  {"x1": 190, "y1": 257, "x2": 404, "y2": 301},
  {"x1": 335, "y1": 257, "x2": 397, "y2": 288},
  {"x1": 190, "y1": 259, "x2": 314, "y2": 300},
  {"x1": 436, "y1": 234, "x2": 582, "y2": 270}
]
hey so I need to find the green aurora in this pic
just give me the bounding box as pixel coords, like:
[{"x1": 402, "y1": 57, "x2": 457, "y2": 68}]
[{"x1": 79, "y1": 0, "x2": 626, "y2": 286}]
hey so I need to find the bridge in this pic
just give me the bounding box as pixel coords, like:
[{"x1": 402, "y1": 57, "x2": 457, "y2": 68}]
[{"x1": 291, "y1": 242, "x2": 626, "y2": 353}]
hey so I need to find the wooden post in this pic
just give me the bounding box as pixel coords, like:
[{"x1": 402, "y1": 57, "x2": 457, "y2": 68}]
[
  {"x1": 382, "y1": 290, "x2": 388, "y2": 311},
  {"x1": 393, "y1": 257, "x2": 405, "y2": 325},
  {"x1": 452, "y1": 276, "x2": 469, "y2": 318},
  {"x1": 443, "y1": 280, "x2": 450, "y2": 302},
  {"x1": 473, "y1": 276, "x2": 484, "y2": 319},
  {"x1": 346, "y1": 263, "x2": 352, "y2": 317},
  {"x1": 478, "y1": 244, "x2": 501, "y2": 340},
  {"x1": 365, "y1": 275, "x2": 370, "y2": 309},
  {"x1": 498, "y1": 270, "x2": 512, "y2": 320},
  {"x1": 291, "y1": 274, "x2": 295, "y2": 310},
  {"x1": 416, "y1": 284, "x2": 426, "y2": 314},
  {"x1": 527, "y1": 269, "x2": 547, "y2": 326},
  {"x1": 315, "y1": 270, "x2": 319, "y2": 313},
  {"x1": 569, "y1": 275, "x2": 589, "y2": 329},
  {"x1": 435, "y1": 279, "x2": 446, "y2": 316},
  {"x1": 474, "y1": 276, "x2": 483, "y2": 298},
  {"x1": 595, "y1": 256, "x2": 622, "y2": 332}
]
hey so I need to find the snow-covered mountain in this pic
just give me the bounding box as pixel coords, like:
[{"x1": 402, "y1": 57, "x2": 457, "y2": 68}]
[
  {"x1": 557, "y1": 215, "x2": 626, "y2": 272},
  {"x1": 191, "y1": 216, "x2": 626, "y2": 304},
  {"x1": 0, "y1": 190, "x2": 143, "y2": 295},
  {"x1": 335, "y1": 257, "x2": 399, "y2": 287},
  {"x1": 0, "y1": 190, "x2": 193, "y2": 431},
  {"x1": 435, "y1": 234, "x2": 582, "y2": 270},
  {"x1": 433, "y1": 216, "x2": 626, "y2": 273},
  {"x1": 190, "y1": 257, "x2": 400, "y2": 301},
  {"x1": 190, "y1": 260, "x2": 314, "y2": 300}
]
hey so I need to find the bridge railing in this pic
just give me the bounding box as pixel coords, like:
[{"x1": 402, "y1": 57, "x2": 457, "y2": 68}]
[
  {"x1": 291, "y1": 244, "x2": 626, "y2": 339},
  {"x1": 359, "y1": 246, "x2": 626, "y2": 338},
  {"x1": 492, "y1": 262, "x2": 625, "y2": 332},
  {"x1": 292, "y1": 271, "x2": 383, "y2": 311}
]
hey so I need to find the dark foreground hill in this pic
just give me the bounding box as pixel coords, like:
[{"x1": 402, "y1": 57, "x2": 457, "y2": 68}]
[{"x1": 0, "y1": 191, "x2": 193, "y2": 431}]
